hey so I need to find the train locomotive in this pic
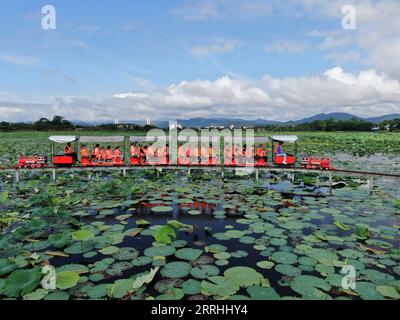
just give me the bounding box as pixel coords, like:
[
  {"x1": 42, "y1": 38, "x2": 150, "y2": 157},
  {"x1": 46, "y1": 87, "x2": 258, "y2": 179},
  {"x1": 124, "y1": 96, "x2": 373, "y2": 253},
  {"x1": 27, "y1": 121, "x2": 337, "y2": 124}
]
[{"x1": 17, "y1": 155, "x2": 48, "y2": 169}]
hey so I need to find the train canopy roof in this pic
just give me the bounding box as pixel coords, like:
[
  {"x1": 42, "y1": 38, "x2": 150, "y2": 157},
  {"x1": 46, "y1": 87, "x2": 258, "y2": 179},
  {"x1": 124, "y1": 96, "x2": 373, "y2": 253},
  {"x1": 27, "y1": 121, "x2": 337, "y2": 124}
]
[
  {"x1": 49, "y1": 136, "x2": 78, "y2": 144},
  {"x1": 271, "y1": 135, "x2": 299, "y2": 143},
  {"x1": 129, "y1": 135, "x2": 269, "y2": 143},
  {"x1": 80, "y1": 136, "x2": 125, "y2": 143}
]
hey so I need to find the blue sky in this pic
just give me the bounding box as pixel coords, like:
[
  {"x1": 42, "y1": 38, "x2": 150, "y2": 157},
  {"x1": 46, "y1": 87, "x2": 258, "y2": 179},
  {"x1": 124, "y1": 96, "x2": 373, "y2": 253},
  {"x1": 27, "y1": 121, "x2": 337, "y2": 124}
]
[{"x1": 0, "y1": 0, "x2": 399, "y2": 121}]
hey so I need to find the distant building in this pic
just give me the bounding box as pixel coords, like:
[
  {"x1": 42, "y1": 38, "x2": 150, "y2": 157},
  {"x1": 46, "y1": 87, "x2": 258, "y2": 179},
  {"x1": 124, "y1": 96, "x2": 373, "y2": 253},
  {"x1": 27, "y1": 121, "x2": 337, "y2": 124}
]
[
  {"x1": 114, "y1": 119, "x2": 119, "y2": 125},
  {"x1": 146, "y1": 118, "x2": 151, "y2": 126}
]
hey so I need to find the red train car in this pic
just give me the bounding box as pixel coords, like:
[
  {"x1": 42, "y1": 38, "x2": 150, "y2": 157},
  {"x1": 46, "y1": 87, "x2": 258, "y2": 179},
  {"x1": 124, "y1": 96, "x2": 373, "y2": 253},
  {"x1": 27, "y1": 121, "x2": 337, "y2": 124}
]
[
  {"x1": 49, "y1": 136, "x2": 78, "y2": 167},
  {"x1": 271, "y1": 136, "x2": 298, "y2": 165},
  {"x1": 80, "y1": 136, "x2": 125, "y2": 167}
]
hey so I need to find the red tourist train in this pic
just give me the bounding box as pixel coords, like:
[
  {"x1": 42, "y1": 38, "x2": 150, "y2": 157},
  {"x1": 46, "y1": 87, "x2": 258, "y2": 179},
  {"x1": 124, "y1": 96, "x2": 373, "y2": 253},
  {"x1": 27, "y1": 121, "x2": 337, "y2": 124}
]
[
  {"x1": 17, "y1": 134, "x2": 332, "y2": 170},
  {"x1": 17, "y1": 155, "x2": 48, "y2": 169}
]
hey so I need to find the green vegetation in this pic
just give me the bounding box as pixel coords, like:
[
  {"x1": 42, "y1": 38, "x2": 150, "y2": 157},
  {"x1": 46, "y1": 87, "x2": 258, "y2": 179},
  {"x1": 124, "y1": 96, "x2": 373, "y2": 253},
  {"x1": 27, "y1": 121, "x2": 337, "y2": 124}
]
[{"x1": 0, "y1": 168, "x2": 398, "y2": 300}]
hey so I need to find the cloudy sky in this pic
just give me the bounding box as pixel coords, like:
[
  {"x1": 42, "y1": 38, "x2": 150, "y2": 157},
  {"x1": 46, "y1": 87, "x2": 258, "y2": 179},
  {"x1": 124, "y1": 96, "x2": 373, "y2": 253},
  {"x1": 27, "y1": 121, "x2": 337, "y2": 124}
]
[{"x1": 0, "y1": 0, "x2": 399, "y2": 122}]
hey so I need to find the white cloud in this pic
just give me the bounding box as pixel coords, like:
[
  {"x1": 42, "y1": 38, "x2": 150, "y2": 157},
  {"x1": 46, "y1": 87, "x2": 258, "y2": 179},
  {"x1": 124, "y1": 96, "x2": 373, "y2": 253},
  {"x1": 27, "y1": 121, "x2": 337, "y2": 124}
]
[
  {"x1": 264, "y1": 40, "x2": 309, "y2": 54},
  {"x1": 325, "y1": 50, "x2": 361, "y2": 64},
  {"x1": 189, "y1": 38, "x2": 238, "y2": 58},
  {"x1": 0, "y1": 55, "x2": 36, "y2": 66},
  {"x1": 1, "y1": 68, "x2": 399, "y2": 122},
  {"x1": 295, "y1": 0, "x2": 400, "y2": 79}
]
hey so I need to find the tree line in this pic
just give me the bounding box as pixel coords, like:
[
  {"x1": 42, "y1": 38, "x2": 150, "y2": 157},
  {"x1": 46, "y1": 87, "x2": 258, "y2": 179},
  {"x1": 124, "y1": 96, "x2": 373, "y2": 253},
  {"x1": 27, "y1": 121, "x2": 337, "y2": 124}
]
[
  {"x1": 0, "y1": 115, "x2": 399, "y2": 132},
  {"x1": 256, "y1": 117, "x2": 400, "y2": 132},
  {"x1": 0, "y1": 116, "x2": 154, "y2": 132}
]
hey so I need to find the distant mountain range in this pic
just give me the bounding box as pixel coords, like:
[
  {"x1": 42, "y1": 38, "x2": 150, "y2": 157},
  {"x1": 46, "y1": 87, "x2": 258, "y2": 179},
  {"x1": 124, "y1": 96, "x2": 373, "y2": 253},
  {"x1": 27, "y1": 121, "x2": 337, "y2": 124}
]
[{"x1": 73, "y1": 112, "x2": 400, "y2": 128}]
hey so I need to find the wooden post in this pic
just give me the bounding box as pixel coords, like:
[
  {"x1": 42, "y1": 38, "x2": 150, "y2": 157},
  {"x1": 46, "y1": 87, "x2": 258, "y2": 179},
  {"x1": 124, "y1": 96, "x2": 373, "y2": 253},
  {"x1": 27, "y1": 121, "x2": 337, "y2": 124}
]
[
  {"x1": 255, "y1": 169, "x2": 259, "y2": 180},
  {"x1": 328, "y1": 172, "x2": 333, "y2": 195},
  {"x1": 123, "y1": 168, "x2": 127, "y2": 177},
  {"x1": 52, "y1": 169, "x2": 56, "y2": 181},
  {"x1": 188, "y1": 168, "x2": 191, "y2": 176},
  {"x1": 369, "y1": 177, "x2": 374, "y2": 194},
  {"x1": 15, "y1": 171, "x2": 19, "y2": 183},
  {"x1": 221, "y1": 169, "x2": 224, "y2": 179}
]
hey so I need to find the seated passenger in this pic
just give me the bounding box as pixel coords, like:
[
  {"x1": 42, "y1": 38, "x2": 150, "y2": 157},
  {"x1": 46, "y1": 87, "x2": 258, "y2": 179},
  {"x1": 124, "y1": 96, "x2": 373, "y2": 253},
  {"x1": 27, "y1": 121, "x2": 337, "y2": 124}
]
[
  {"x1": 99, "y1": 147, "x2": 106, "y2": 161},
  {"x1": 106, "y1": 146, "x2": 113, "y2": 162},
  {"x1": 130, "y1": 143, "x2": 139, "y2": 165},
  {"x1": 178, "y1": 143, "x2": 186, "y2": 165},
  {"x1": 114, "y1": 146, "x2": 122, "y2": 162},
  {"x1": 64, "y1": 142, "x2": 78, "y2": 161},
  {"x1": 81, "y1": 145, "x2": 89, "y2": 159},
  {"x1": 224, "y1": 144, "x2": 232, "y2": 165},
  {"x1": 92, "y1": 144, "x2": 100, "y2": 161},
  {"x1": 275, "y1": 142, "x2": 287, "y2": 164}
]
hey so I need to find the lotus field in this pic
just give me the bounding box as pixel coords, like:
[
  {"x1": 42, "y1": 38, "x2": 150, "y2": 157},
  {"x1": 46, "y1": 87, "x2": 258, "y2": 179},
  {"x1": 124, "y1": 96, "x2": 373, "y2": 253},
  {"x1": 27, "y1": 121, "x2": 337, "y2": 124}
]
[{"x1": 0, "y1": 131, "x2": 399, "y2": 300}]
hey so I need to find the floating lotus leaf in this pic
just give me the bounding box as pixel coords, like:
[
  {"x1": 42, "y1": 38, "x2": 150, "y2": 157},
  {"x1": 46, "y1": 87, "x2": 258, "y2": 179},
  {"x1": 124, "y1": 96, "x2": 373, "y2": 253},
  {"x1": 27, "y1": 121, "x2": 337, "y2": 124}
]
[
  {"x1": 99, "y1": 209, "x2": 115, "y2": 216},
  {"x1": 57, "y1": 264, "x2": 89, "y2": 274},
  {"x1": 161, "y1": 262, "x2": 191, "y2": 278},
  {"x1": 2, "y1": 268, "x2": 41, "y2": 297},
  {"x1": 108, "y1": 278, "x2": 135, "y2": 299},
  {"x1": 224, "y1": 267, "x2": 263, "y2": 287},
  {"x1": 87, "y1": 284, "x2": 110, "y2": 299},
  {"x1": 175, "y1": 248, "x2": 203, "y2": 261},
  {"x1": 112, "y1": 247, "x2": 139, "y2": 261},
  {"x1": 144, "y1": 245, "x2": 176, "y2": 258},
  {"x1": 136, "y1": 219, "x2": 151, "y2": 226},
  {"x1": 224, "y1": 230, "x2": 245, "y2": 239},
  {"x1": 0, "y1": 258, "x2": 17, "y2": 277},
  {"x1": 270, "y1": 238, "x2": 287, "y2": 246},
  {"x1": 72, "y1": 229, "x2": 95, "y2": 241},
  {"x1": 205, "y1": 244, "x2": 227, "y2": 253},
  {"x1": 247, "y1": 285, "x2": 280, "y2": 300},
  {"x1": 99, "y1": 246, "x2": 120, "y2": 255},
  {"x1": 354, "y1": 282, "x2": 385, "y2": 300},
  {"x1": 156, "y1": 288, "x2": 184, "y2": 300},
  {"x1": 239, "y1": 236, "x2": 256, "y2": 244},
  {"x1": 154, "y1": 279, "x2": 184, "y2": 293},
  {"x1": 338, "y1": 248, "x2": 364, "y2": 259},
  {"x1": 171, "y1": 240, "x2": 188, "y2": 248},
  {"x1": 215, "y1": 260, "x2": 229, "y2": 266},
  {"x1": 230, "y1": 250, "x2": 248, "y2": 258},
  {"x1": 271, "y1": 251, "x2": 297, "y2": 265},
  {"x1": 90, "y1": 258, "x2": 115, "y2": 273},
  {"x1": 151, "y1": 206, "x2": 174, "y2": 213},
  {"x1": 132, "y1": 256, "x2": 152, "y2": 266},
  {"x1": 48, "y1": 233, "x2": 72, "y2": 249},
  {"x1": 132, "y1": 267, "x2": 159, "y2": 290},
  {"x1": 106, "y1": 262, "x2": 132, "y2": 277},
  {"x1": 214, "y1": 252, "x2": 231, "y2": 260},
  {"x1": 182, "y1": 279, "x2": 201, "y2": 295},
  {"x1": 89, "y1": 273, "x2": 104, "y2": 282},
  {"x1": 213, "y1": 233, "x2": 230, "y2": 241},
  {"x1": 23, "y1": 288, "x2": 49, "y2": 300},
  {"x1": 56, "y1": 271, "x2": 80, "y2": 290},
  {"x1": 290, "y1": 275, "x2": 331, "y2": 299},
  {"x1": 275, "y1": 264, "x2": 301, "y2": 277},
  {"x1": 361, "y1": 269, "x2": 395, "y2": 285},
  {"x1": 188, "y1": 210, "x2": 202, "y2": 216},
  {"x1": 298, "y1": 256, "x2": 317, "y2": 266},
  {"x1": 190, "y1": 264, "x2": 220, "y2": 279},
  {"x1": 154, "y1": 225, "x2": 177, "y2": 244},
  {"x1": 256, "y1": 261, "x2": 275, "y2": 269},
  {"x1": 44, "y1": 291, "x2": 70, "y2": 300},
  {"x1": 201, "y1": 276, "x2": 239, "y2": 297}
]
